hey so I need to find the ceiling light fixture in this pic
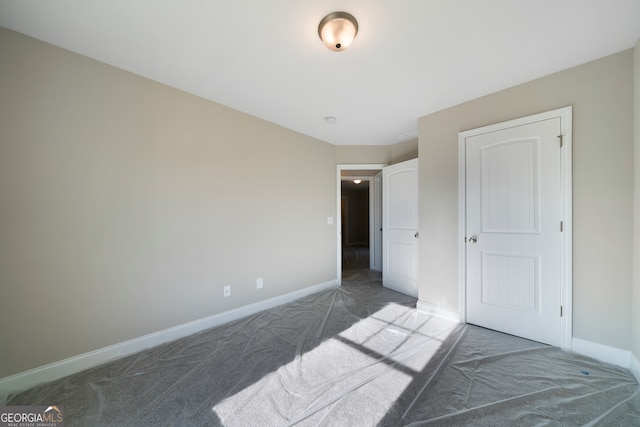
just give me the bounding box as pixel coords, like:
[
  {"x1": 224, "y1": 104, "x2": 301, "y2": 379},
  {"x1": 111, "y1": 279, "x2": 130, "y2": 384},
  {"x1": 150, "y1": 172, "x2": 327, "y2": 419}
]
[
  {"x1": 353, "y1": 179, "x2": 362, "y2": 184},
  {"x1": 318, "y1": 11, "x2": 358, "y2": 52}
]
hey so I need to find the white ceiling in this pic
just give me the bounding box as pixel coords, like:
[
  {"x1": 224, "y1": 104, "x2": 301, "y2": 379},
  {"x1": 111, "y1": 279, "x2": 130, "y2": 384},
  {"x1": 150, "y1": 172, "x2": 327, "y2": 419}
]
[{"x1": 1, "y1": 1, "x2": 639, "y2": 146}]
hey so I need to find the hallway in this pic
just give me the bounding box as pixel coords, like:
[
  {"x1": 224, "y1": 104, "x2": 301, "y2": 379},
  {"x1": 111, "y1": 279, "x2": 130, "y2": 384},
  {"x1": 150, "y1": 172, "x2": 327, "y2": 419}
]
[{"x1": 342, "y1": 244, "x2": 370, "y2": 272}]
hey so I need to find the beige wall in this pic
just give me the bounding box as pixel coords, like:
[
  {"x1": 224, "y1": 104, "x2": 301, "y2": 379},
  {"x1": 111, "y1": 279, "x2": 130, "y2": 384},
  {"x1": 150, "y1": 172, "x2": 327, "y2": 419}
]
[
  {"x1": 336, "y1": 138, "x2": 418, "y2": 166},
  {"x1": 390, "y1": 138, "x2": 419, "y2": 164},
  {"x1": 0, "y1": 28, "x2": 337, "y2": 378},
  {"x1": 336, "y1": 145, "x2": 391, "y2": 165},
  {"x1": 419, "y1": 50, "x2": 634, "y2": 350},
  {"x1": 633, "y1": 39, "x2": 640, "y2": 362}
]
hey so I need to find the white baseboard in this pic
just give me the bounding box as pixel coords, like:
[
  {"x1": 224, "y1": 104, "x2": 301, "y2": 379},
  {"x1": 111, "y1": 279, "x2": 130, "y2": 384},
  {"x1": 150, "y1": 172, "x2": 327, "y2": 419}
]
[
  {"x1": 571, "y1": 337, "x2": 632, "y2": 370},
  {"x1": 416, "y1": 300, "x2": 461, "y2": 322},
  {"x1": 630, "y1": 352, "x2": 640, "y2": 384},
  {"x1": 0, "y1": 279, "x2": 339, "y2": 402},
  {"x1": 411, "y1": 307, "x2": 637, "y2": 380}
]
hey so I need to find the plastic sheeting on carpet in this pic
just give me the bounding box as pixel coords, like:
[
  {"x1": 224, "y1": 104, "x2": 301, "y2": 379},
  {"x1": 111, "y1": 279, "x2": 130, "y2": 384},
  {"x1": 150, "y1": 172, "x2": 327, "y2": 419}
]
[{"x1": 6, "y1": 270, "x2": 640, "y2": 426}]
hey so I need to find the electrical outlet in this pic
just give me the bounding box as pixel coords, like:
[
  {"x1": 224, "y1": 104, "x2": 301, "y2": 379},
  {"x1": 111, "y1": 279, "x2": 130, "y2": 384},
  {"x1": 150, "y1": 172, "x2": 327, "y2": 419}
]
[
  {"x1": 223, "y1": 285, "x2": 231, "y2": 297},
  {"x1": 256, "y1": 278, "x2": 263, "y2": 289}
]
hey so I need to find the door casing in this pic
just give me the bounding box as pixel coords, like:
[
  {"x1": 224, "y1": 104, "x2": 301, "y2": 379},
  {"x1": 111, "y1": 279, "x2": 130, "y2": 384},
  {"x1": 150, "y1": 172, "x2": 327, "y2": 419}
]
[
  {"x1": 458, "y1": 106, "x2": 573, "y2": 349},
  {"x1": 336, "y1": 164, "x2": 386, "y2": 284}
]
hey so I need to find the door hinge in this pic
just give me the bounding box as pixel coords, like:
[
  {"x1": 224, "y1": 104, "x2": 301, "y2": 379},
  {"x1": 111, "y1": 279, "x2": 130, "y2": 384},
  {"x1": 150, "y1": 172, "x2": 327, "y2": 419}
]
[
  {"x1": 560, "y1": 305, "x2": 563, "y2": 317},
  {"x1": 558, "y1": 134, "x2": 563, "y2": 147},
  {"x1": 560, "y1": 221, "x2": 563, "y2": 232}
]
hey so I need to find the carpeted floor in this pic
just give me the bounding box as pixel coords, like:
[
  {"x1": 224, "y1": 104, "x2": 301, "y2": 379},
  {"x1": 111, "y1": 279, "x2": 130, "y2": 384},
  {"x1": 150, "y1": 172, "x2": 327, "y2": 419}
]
[
  {"x1": 6, "y1": 270, "x2": 640, "y2": 426},
  {"x1": 342, "y1": 244, "x2": 370, "y2": 271}
]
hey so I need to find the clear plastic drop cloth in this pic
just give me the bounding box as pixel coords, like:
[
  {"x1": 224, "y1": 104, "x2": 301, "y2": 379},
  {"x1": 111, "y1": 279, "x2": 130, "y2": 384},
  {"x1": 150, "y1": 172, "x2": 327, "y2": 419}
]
[{"x1": 5, "y1": 270, "x2": 640, "y2": 426}]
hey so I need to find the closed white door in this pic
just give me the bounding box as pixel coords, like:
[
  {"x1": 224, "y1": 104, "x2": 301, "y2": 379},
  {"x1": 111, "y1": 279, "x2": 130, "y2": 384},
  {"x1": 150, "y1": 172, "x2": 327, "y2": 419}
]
[
  {"x1": 465, "y1": 117, "x2": 562, "y2": 346},
  {"x1": 383, "y1": 158, "x2": 419, "y2": 297}
]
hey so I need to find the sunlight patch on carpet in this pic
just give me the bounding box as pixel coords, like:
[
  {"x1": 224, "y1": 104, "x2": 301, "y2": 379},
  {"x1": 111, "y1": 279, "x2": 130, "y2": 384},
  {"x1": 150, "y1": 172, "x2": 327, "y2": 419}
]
[{"x1": 213, "y1": 303, "x2": 457, "y2": 425}]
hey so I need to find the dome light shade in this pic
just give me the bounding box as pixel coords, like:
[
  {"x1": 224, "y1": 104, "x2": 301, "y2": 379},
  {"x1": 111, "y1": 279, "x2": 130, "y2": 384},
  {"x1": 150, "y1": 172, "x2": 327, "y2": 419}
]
[{"x1": 318, "y1": 12, "x2": 358, "y2": 52}]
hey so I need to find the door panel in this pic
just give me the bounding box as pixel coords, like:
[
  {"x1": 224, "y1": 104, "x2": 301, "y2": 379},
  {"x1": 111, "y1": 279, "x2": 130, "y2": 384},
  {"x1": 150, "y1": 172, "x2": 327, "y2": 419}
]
[
  {"x1": 481, "y1": 138, "x2": 538, "y2": 233},
  {"x1": 466, "y1": 118, "x2": 561, "y2": 346},
  {"x1": 383, "y1": 158, "x2": 418, "y2": 297},
  {"x1": 481, "y1": 252, "x2": 538, "y2": 311}
]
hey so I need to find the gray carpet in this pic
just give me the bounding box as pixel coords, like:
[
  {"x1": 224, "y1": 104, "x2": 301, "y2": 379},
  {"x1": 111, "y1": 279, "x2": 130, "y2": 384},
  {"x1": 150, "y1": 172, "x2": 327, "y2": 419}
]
[
  {"x1": 6, "y1": 270, "x2": 640, "y2": 426},
  {"x1": 342, "y1": 244, "x2": 370, "y2": 271}
]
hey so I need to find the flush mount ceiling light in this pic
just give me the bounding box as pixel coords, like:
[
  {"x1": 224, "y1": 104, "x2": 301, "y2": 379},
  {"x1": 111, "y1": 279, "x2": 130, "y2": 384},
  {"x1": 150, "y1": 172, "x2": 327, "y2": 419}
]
[
  {"x1": 318, "y1": 11, "x2": 358, "y2": 52},
  {"x1": 353, "y1": 179, "x2": 362, "y2": 184}
]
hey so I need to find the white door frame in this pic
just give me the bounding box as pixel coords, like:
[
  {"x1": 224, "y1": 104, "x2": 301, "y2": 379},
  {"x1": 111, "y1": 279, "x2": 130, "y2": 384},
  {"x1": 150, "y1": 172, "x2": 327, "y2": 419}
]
[
  {"x1": 337, "y1": 164, "x2": 386, "y2": 284},
  {"x1": 372, "y1": 171, "x2": 383, "y2": 272},
  {"x1": 457, "y1": 106, "x2": 573, "y2": 349}
]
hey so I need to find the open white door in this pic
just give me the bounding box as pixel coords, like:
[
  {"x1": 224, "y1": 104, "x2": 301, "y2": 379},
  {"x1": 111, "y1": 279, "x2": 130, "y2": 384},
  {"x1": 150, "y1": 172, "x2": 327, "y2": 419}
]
[{"x1": 383, "y1": 158, "x2": 419, "y2": 297}]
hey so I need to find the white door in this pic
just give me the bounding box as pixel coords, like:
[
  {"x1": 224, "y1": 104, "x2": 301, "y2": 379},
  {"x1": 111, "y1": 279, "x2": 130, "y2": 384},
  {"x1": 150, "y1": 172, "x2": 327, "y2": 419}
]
[
  {"x1": 383, "y1": 158, "x2": 419, "y2": 297},
  {"x1": 465, "y1": 117, "x2": 562, "y2": 346}
]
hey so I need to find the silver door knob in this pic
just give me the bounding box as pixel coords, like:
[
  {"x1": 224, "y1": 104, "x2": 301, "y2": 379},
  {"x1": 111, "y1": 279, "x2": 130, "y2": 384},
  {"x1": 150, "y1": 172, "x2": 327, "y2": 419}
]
[{"x1": 468, "y1": 236, "x2": 477, "y2": 243}]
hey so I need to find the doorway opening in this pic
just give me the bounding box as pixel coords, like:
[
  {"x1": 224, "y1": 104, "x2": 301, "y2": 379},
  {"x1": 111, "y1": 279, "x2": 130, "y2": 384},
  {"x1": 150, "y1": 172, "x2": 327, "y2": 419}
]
[
  {"x1": 336, "y1": 165, "x2": 384, "y2": 282},
  {"x1": 341, "y1": 179, "x2": 371, "y2": 271},
  {"x1": 337, "y1": 160, "x2": 419, "y2": 297}
]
